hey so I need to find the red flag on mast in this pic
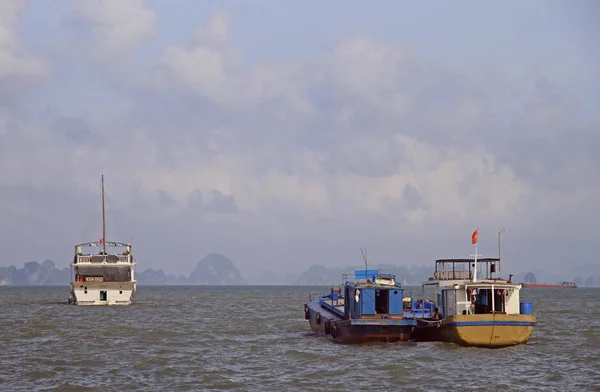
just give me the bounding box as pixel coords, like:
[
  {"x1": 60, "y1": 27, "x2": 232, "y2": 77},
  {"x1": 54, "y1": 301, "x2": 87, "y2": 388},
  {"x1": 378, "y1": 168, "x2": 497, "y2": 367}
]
[{"x1": 471, "y1": 229, "x2": 478, "y2": 244}]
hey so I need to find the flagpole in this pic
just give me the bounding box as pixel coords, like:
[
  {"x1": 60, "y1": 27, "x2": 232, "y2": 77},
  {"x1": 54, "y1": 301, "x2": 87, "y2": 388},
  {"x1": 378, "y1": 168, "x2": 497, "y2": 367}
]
[
  {"x1": 473, "y1": 241, "x2": 478, "y2": 282},
  {"x1": 471, "y1": 228, "x2": 479, "y2": 282}
]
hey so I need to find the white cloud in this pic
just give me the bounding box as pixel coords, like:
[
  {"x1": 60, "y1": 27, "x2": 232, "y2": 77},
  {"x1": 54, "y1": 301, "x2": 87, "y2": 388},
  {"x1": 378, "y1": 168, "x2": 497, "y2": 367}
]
[
  {"x1": 328, "y1": 36, "x2": 415, "y2": 97},
  {"x1": 72, "y1": 0, "x2": 156, "y2": 55},
  {"x1": 0, "y1": 0, "x2": 47, "y2": 79},
  {"x1": 192, "y1": 10, "x2": 230, "y2": 49},
  {"x1": 161, "y1": 12, "x2": 315, "y2": 114},
  {"x1": 0, "y1": 8, "x2": 598, "y2": 275},
  {"x1": 0, "y1": 10, "x2": 565, "y2": 227}
]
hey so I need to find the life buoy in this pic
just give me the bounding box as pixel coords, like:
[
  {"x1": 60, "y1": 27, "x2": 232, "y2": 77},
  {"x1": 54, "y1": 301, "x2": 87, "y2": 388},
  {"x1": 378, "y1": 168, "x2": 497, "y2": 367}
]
[
  {"x1": 304, "y1": 304, "x2": 310, "y2": 320},
  {"x1": 324, "y1": 320, "x2": 331, "y2": 335},
  {"x1": 316, "y1": 312, "x2": 321, "y2": 325},
  {"x1": 331, "y1": 323, "x2": 339, "y2": 339}
]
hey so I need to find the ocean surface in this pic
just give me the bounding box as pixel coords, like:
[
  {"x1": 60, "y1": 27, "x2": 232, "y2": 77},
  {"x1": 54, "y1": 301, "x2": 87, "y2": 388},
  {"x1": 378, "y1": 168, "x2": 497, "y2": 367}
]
[{"x1": 1, "y1": 285, "x2": 599, "y2": 392}]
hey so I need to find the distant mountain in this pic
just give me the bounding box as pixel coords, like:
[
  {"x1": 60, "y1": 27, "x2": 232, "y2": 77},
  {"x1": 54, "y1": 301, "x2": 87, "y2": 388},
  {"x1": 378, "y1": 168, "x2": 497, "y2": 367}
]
[
  {"x1": 188, "y1": 253, "x2": 245, "y2": 285},
  {"x1": 0, "y1": 260, "x2": 69, "y2": 285},
  {"x1": 1, "y1": 253, "x2": 246, "y2": 286},
  {"x1": 135, "y1": 253, "x2": 246, "y2": 285},
  {"x1": 134, "y1": 269, "x2": 191, "y2": 285},
  {"x1": 2, "y1": 255, "x2": 598, "y2": 287}
]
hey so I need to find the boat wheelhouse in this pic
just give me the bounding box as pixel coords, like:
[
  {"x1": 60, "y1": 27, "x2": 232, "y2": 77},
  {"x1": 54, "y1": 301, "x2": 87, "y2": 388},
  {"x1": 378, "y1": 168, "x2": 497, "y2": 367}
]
[
  {"x1": 304, "y1": 269, "x2": 417, "y2": 344},
  {"x1": 68, "y1": 175, "x2": 136, "y2": 305}
]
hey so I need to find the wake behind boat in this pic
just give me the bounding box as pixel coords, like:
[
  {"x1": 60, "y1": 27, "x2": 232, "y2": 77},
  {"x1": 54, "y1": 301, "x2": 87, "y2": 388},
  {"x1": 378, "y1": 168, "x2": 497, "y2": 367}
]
[{"x1": 68, "y1": 175, "x2": 137, "y2": 305}]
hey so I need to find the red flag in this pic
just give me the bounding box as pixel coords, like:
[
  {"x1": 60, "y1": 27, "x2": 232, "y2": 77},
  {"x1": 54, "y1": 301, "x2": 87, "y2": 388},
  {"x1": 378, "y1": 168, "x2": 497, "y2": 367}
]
[
  {"x1": 99, "y1": 238, "x2": 104, "y2": 243},
  {"x1": 471, "y1": 229, "x2": 478, "y2": 244}
]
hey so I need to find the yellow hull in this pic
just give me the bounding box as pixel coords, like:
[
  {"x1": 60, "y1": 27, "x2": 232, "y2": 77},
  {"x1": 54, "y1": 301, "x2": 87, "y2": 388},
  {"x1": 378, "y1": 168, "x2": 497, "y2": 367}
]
[{"x1": 424, "y1": 314, "x2": 536, "y2": 348}]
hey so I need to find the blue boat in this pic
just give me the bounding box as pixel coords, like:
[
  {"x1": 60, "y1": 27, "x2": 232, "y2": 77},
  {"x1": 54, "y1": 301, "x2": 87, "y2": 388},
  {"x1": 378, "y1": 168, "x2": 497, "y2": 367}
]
[{"x1": 304, "y1": 269, "x2": 422, "y2": 344}]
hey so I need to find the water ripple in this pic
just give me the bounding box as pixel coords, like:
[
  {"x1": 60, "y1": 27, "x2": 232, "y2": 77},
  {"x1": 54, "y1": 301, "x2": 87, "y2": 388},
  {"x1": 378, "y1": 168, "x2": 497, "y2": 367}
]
[{"x1": 0, "y1": 286, "x2": 599, "y2": 391}]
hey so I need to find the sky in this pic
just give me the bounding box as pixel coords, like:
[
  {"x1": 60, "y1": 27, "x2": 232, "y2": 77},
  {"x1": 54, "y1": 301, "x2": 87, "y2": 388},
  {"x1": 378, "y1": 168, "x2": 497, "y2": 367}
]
[{"x1": 0, "y1": 0, "x2": 598, "y2": 280}]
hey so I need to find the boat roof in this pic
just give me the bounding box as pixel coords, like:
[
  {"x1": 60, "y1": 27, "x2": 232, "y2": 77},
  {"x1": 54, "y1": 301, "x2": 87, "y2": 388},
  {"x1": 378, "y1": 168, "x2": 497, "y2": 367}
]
[
  {"x1": 436, "y1": 258, "x2": 500, "y2": 263},
  {"x1": 75, "y1": 241, "x2": 130, "y2": 248},
  {"x1": 423, "y1": 279, "x2": 520, "y2": 288},
  {"x1": 344, "y1": 269, "x2": 401, "y2": 288},
  {"x1": 350, "y1": 281, "x2": 401, "y2": 289}
]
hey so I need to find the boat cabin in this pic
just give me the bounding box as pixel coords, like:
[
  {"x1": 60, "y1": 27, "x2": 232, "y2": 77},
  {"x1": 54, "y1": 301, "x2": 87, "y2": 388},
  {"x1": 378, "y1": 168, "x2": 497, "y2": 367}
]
[
  {"x1": 343, "y1": 269, "x2": 404, "y2": 318},
  {"x1": 72, "y1": 241, "x2": 135, "y2": 284},
  {"x1": 424, "y1": 259, "x2": 526, "y2": 318}
]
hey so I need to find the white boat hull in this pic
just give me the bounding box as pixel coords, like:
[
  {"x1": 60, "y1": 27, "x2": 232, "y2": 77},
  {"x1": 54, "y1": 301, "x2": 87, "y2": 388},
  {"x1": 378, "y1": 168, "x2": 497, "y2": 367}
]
[{"x1": 70, "y1": 282, "x2": 136, "y2": 305}]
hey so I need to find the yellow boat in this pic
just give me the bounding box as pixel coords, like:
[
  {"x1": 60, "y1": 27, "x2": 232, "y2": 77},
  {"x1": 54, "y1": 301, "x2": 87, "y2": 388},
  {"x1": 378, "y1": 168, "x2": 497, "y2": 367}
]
[{"x1": 412, "y1": 254, "x2": 536, "y2": 348}]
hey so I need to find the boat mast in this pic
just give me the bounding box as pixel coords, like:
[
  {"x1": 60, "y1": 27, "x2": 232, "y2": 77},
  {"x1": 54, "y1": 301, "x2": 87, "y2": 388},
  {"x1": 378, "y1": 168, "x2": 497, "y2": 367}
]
[
  {"x1": 101, "y1": 174, "x2": 106, "y2": 254},
  {"x1": 497, "y1": 228, "x2": 505, "y2": 278}
]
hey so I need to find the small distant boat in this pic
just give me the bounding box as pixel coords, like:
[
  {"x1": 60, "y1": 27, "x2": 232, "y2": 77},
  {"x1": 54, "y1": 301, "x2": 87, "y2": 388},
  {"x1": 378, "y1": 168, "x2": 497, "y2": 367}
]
[
  {"x1": 411, "y1": 230, "x2": 536, "y2": 348},
  {"x1": 304, "y1": 268, "x2": 418, "y2": 344},
  {"x1": 68, "y1": 175, "x2": 137, "y2": 305},
  {"x1": 521, "y1": 282, "x2": 577, "y2": 289}
]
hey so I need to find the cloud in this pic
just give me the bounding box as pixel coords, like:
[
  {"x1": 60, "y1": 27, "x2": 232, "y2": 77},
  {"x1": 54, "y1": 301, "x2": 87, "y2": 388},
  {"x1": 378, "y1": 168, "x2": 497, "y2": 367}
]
[
  {"x1": 206, "y1": 189, "x2": 238, "y2": 214},
  {"x1": 70, "y1": 0, "x2": 156, "y2": 56},
  {"x1": 0, "y1": 0, "x2": 47, "y2": 80},
  {"x1": 0, "y1": 6, "x2": 598, "y2": 277},
  {"x1": 161, "y1": 11, "x2": 235, "y2": 105}
]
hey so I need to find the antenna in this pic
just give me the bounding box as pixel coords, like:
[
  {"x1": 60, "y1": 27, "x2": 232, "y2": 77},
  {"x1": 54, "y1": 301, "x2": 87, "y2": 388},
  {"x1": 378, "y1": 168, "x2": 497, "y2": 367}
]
[{"x1": 360, "y1": 246, "x2": 368, "y2": 280}]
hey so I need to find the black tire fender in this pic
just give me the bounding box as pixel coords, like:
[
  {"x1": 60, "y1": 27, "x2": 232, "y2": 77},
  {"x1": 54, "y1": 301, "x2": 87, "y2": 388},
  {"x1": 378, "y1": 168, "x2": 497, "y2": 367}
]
[{"x1": 331, "y1": 323, "x2": 339, "y2": 339}]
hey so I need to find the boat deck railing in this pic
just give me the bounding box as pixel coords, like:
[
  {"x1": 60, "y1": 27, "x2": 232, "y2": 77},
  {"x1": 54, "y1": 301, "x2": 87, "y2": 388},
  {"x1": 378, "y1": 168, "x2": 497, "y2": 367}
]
[
  {"x1": 77, "y1": 255, "x2": 131, "y2": 264},
  {"x1": 72, "y1": 280, "x2": 136, "y2": 285},
  {"x1": 434, "y1": 270, "x2": 472, "y2": 280},
  {"x1": 319, "y1": 296, "x2": 346, "y2": 318}
]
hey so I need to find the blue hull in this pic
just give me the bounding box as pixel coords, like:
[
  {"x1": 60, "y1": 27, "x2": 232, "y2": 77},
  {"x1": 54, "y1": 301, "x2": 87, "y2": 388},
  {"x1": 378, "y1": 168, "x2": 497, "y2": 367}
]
[{"x1": 305, "y1": 297, "x2": 415, "y2": 344}]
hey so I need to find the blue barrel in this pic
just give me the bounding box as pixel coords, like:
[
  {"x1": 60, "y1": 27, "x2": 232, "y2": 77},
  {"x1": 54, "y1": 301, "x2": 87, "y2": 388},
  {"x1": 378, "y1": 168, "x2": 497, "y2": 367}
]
[{"x1": 520, "y1": 301, "x2": 533, "y2": 315}]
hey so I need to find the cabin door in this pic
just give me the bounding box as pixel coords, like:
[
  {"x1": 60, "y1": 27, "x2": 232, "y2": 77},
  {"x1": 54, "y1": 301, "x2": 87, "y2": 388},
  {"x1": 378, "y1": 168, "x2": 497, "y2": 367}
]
[
  {"x1": 388, "y1": 288, "x2": 403, "y2": 315},
  {"x1": 361, "y1": 288, "x2": 376, "y2": 315},
  {"x1": 445, "y1": 289, "x2": 455, "y2": 317}
]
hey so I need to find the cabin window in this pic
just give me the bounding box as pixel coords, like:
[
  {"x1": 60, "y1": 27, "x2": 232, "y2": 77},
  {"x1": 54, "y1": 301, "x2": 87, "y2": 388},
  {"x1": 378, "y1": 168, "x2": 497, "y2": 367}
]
[
  {"x1": 375, "y1": 289, "x2": 389, "y2": 314},
  {"x1": 473, "y1": 289, "x2": 506, "y2": 313},
  {"x1": 119, "y1": 290, "x2": 123, "y2": 294},
  {"x1": 100, "y1": 291, "x2": 107, "y2": 301}
]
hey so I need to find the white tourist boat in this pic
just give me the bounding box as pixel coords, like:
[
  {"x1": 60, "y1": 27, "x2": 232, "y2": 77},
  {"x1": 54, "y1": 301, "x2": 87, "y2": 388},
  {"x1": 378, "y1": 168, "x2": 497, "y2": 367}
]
[{"x1": 68, "y1": 175, "x2": 136, "y2": 305}]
